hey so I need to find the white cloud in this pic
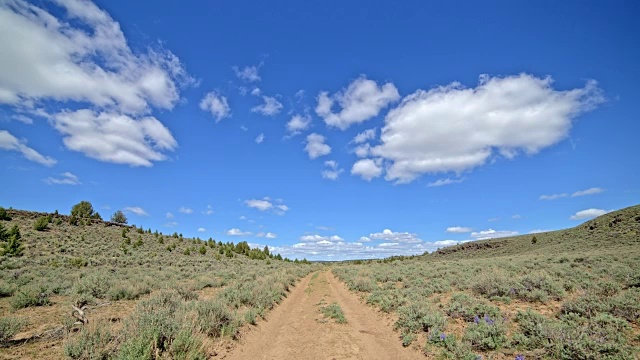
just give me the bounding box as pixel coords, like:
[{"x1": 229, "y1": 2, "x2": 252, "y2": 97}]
[
  {"x1": 433, "y1": 240, "x2": 460, "y2": 247},
  {"x1": 240, "y1": 125, "x2": 248, "y2": 131},
  {"x1": 304, "y1": 133, "x2": 331, "y2": 159},
  {"x1": 51, "y1": 109, "x2": 177, "y2": 167},
  {"x1": 354, "y1": 144, "x2": 371, "y2": 158},
  {"x1": 351, "y1": 158, "x2": 382, "y2": 181},
  {"x1": 255, "y1": 133, "x2": 265, "y2": 144},
  {"x1": 245, "y1": 197, "x2": 289, "y2": 215},
  {"x1": 179, "y1": 206, "x2": 193, "y2": 214},
  {"x1": 251, "y1": 88, "x2": 261, "y2": 96},
  {"x1": 203, "y1": 205, "x2": 214, "y2": 215},
  {"x1": 529, "y1": 229, "x2": 552, "y2": 234},
  {"x1": 124, "y1": 206, "x2": 149, "y2": 216},
  {"x1": 322, "y1": 160, "x2": 344, "y2": 180},
  {"x1": 286, "y1": 114, "x2": 311, "y2": 135},
  {"x1": 0, "y1": 1, "x2": 195, "y2": 165},
  {"x1": 200, "y1": 91, "x2": 231, "y2": 121},
  {"x1": 256, "y1": 232, "x2": 277, "y2": 239},
  {"x1": 539, "y1": 193, "x2": 568, "y2": 200},
  {"x1": 371, "y1": 74, "x2": 604, "y2": 183},
  {"x1": 470, "y1": 229, "x2": 518, "y2": 240},
  {"x1": 251, "y1": 95, "x2": 283, "y2": 116},
  {"x1": 233, "y1": 65, "x2": 261, "y2": 82},
  {"x1": 540, "y1": 187, "x2": 605, "y2": 200},
  {"x1": 44, "y1": 172, "x2": 81, "y2": 185},
  {"x1": 427, "y1": 178, "x2": 464, "y2": 187},
  {"x1": 446, "y1": 226, "x2": 472, "y2": 233},
  {"x1": 367, "y1": 229, "x2": 422, "y2": 243},
  {"x1": 352, "y1": 128, "x2": 376, "y2": 144},
  {"x1": 512, "y1": 214, "x2": 522, "y2": 219},
  {"x1": 0, "y1": 130, "x2": 56, "y2": 166},
  {"x1": 226, "y1": 228, "x2": 253, "y2": 236},
  {"x1": 11, "y1": 114, "x2": 33, "y2": 124},
  {"x1": 571, "y1": 187, "x2": 604, "y2": 197},
  {"x1": 570, "y1": 208, "x2": 609, "y2": 220},
  {"x1": 197, "y1": 228, "x2": 206, "y2": 232},
  {"x1": 164, "y1": 221, "x2": 178, "y2": 227},
  {"x1": 166, "y1": 212, "x2": 174, "y2": 219},
  {"x1": 315, "y1": 76, "x2": 400, "y2": 130}
]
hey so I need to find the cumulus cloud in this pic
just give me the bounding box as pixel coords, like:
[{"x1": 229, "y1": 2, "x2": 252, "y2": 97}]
[
  {"x1": 256, "y1": 232, "x2": 277, "y2": 239},
  {"x1": 51, "y1": 110, "x2": 177, "y2": 167},
  {"x1": 351, "y1": 158, "x2": 382, "y2": 181},
  {"x1": 446, "y1": 226, "x2": 472, "y2": 233},
  {"x1": 529, "y1": 229, "x2": 552, "y2": 234},
  {"x1": 0, "y1": 130, "x2": 56, "y2": 166},
  {"x1": 226, "y1": 228, "x2": 253, "y2": 236},
  {"x1": 200, "y1": 91, "x2": 231, "y2": 121},
  {"x1": 124, "y1": 206, "x2": 149, "y2": 216},
  {"x1": 369, "y1": 74, "x2": 603, "y2": 183},
  {"x1": 315, "y1": 76, "x2": 400, "y2": 130},
  {"x1": 322, "y1": 160, "x2": 344, "y2": 180},
  {"x1": 470, "y1": 229, "x2": 518, "y2": 240},
  {"x1": 44, "y1": 172, "x2": 81, "y2": 185},
  {"x1": 427, "y1": 178, "x2": 464, "y2": 187},
  {"x1": 197, "y1": 228, "x2": 206, "y2": 232},
  {"x1": 286, "y1": 114, "x2": 311, "y2": 135},
  {"x1": 203, "y1": 205, "x2": 214, "y2": 215},
  {"x1": 255, "y1": 133, "x2": 265, "y2": 144},
  {"x1": 304, "y1": 133, "x2": 331, "y2": 159},
  {"x1": 166, "y1": 212, "x2": 174, "y2": 219},
  {"x1": 245, "y1": 197, "x2": 289, "y2": 215},
  {"x1": 570, "y1": 208, "x2": 609, "y2": 220},
  {"x1": 233, "y1": 65, "x2": 261, "y2": 82},
  {"x1": 179, "y1": 206, "x2": 193, "y2": 214},
  {"x1": 0, "y1": 0, "x2": 195, "y2": 166},
  {"x1": 367, "y1": 229, "x2": 422, "y2": 243},
  {"x1": 251, "y1": 96, "x2": 283, "y2": 116},
  {"x1": 353, "y1": 144, "x2": 371, "y2": 158},
  {"x1": 352, "y1": 128, "x2": 377, "y2": 144}
]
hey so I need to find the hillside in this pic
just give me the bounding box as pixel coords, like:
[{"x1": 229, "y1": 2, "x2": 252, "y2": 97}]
[
  {"x1": 430, "y1": 204, "x2": 640, "y2": 259},
  {"x1": 0, "y1": 207, "x2": 315, "y2": 359}
]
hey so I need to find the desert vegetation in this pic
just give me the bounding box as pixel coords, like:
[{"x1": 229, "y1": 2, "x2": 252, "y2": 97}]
[
  {"x1": 0, "y1": 203, "x2": 315, "y2": 358},
  {"x1": 333, "y1": 205, "x2": 640, "y2": 359}
]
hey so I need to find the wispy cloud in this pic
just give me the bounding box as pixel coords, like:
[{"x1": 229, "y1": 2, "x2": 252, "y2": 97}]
[
  {"x1": 124, "y1": 207, "x2": 149, "y2": 216},
  {"x1": 44, "y1": 172, "x2": 81, "y2": 185}
]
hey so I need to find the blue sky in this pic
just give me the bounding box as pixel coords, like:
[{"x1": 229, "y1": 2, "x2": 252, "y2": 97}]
[{"x1": 1, "y1": 0, "x2": 638, "y2": 260}]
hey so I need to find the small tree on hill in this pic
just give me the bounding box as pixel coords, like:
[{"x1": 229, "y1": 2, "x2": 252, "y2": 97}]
[
  {"x1": 0, "y1": 207, "x2": 9, "y2": 220},
  {"x1": 71, "y1": 201, "x2": 94, "y2": 219},
  {"x1": 531, "y1": 236, "x2": 538, "y2": 245},
  {"x1": 1, "y1": 225, "x2": 23, "y2": 257},
  {"x1": 34, "y1": 216, "x2": 49, "y2": 231},
  {"x1": 111, "y1": 210, "x2": 128, "y2": 224}
]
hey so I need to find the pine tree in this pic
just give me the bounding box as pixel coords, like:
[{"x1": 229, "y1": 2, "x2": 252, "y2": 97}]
[{"x1": 1, "y1": 225, "x2": 23, "y2": 257}]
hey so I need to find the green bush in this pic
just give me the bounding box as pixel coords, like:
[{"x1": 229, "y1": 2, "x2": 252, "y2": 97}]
[
  {"x1": 195, "y1": 300, "x2": 237, "y2": 338},
  {"x1": 63, "y1": 321, "x2": 113, "y2": 359},
  {"x1": 71, "y1": 201, "x2": 94, "y2": 219},
  {"x1": 321, "y1": 303, "x2": 347, "y2": 324},
  {"x1": 110, "y1": 210, "x2": 128, "y2": 224},
  {"x1": 0, "y1": 225, "x2": 23, "y2": 257},
  {"x1": 395, "y1": 302, "x2": 446, "y2": 345},
  {"x1": 34, "y1": 216, "x2": 49, "y2": 231},
  {"x1": 462, "y1": 314, "x2": 507, "y2": 351},
  {"x1": 0, "y1": 316, "x2": 25, "y2": 343},
  {"x1": 447, "y1": 293, "x2": 501, "y2": 322},
  {"x1": 11, "y1": 284, "x2": 51, "y2": 309},
  {"x1": 0, "y1": 207, "x2": 8, "y2": 220},
  {"x1": 512, "y1": 309, "x2": 553, "y2": 350}
]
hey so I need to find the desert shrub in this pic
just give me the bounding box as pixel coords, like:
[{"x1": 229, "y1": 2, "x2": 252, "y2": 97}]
[
  {"x1": 11, "y1": 283, "x2": 51, "y2": 309},
  {"x1": 195, "y1": 300, "x2": 237, "y2": 338},
  {"x1": 609, "y1": 288, "x2": 640, "y2": 322},
  {"x1": 427, "y1": 333, "x2": 478, "y2": 360},
  {"x1": 561, "y1": 294, "x2": 610, "y2": 318},
  {"x1": 395, "y1": 302, "x2": 446, "y2": 344},
  {"x1": 34, "y1": 216, "x2": 49, "y2": 231},
  {"x1": 63, "y1": 321, "x2": 114, "y2": 359},
  {"x1": 73, "y1": 273, "x2": 112, "y2": 299},
  {"x1": 462, "y1": 314, "x2": 507, "y2": 350},
  {"x1": 512, "y1": 309, "x2": 553, "y2": 350},
  {"x1": 107, "y1": 282, "x2": 152, "y2": 301},
  {"x1": 68, "y1": 257, "x2": 88, "y2": 268},
  {"x1": 110, "y1": 210, "x2": 127, "y2": 224},
  {"x1": 470, "y1": 272, "x2": 513, "y2": 298},
  {"x1": 0, "y1": 316, "x2": 25, "y2": 343},
  {"x1": 447, "y1": 292, "x2": 501, "y2": 322},
  {"x1": 71, "y1": 201, "x2": 94, "y2": 219},
  {"x1": 514, "y1": 272, "x2": 565, "y2": 302},
  {"x1": 0, "y1": 282, "x2": 16, "y2": 297},
  {"x1": 320, "y1": 303, "x2": 347, "y2": 324}
]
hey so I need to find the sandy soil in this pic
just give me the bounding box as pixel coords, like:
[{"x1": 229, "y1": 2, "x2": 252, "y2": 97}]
[{"x1": 223, "y1": 270, "x2": 422, "y2": 360}]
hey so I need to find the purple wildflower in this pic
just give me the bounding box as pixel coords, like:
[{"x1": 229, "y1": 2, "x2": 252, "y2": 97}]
[
  {"x1": 439, "y1": 333, "x2": 446, "y2": 341},
  {"x1": 474, "y1": 315, "x2": 480, "y2": 324},
  {"x1": 515, "y1": 355, "x2": 525, "y2": 360},
  {"x1": 484, "y1": 314, "x2": 494, "y2": 325}
]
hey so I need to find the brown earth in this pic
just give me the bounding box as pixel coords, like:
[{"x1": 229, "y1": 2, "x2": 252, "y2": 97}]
[{"x1": 222, "y1": 270, "x2": 422, "y2": 360}]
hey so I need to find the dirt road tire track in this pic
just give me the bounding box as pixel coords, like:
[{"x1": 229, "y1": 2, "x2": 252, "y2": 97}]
[{"x1": 224, "y1": 270, "x2": 421, "y2": 360}]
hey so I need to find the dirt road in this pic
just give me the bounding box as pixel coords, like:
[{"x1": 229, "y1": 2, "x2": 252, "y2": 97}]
[{"x1": 224, "y1": 270, "x2": 422, "y2": 360}]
